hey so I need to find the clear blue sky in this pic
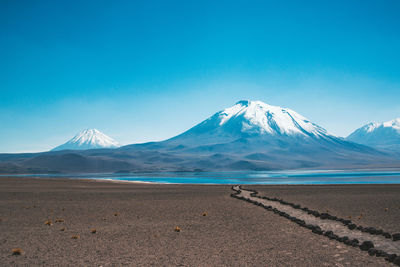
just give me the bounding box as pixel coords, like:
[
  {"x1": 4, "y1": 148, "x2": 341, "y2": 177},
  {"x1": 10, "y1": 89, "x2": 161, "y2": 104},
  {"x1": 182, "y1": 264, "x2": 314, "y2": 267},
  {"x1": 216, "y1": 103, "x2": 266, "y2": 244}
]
[{"x1": 1, "y1": 0, "x2": 400, "y2": 152}]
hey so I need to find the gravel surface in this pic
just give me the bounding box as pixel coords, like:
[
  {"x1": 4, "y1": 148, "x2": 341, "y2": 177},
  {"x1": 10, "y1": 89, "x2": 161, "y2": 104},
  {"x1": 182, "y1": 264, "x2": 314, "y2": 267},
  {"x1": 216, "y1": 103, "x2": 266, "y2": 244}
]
[
  {"x1": 253, "y1": 184, "x2": 400, "y2": 233},
  {"x1": 234, "y1": 186, "x2": 400, "y2": 257},
  {"x1": 0, "y1": 178, "x2": 396, "y2": 266}
]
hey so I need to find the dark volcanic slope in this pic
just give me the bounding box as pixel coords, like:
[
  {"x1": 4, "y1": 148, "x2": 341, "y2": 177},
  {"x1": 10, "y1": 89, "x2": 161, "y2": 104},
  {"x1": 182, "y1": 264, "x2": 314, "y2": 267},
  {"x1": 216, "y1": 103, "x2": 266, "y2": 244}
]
[
  {"x1": 0, "y1": 177, "x2": 395, "y2": 266},
  {"x1": 1, "y1": 138, "x2": 399, "y2": 174}
]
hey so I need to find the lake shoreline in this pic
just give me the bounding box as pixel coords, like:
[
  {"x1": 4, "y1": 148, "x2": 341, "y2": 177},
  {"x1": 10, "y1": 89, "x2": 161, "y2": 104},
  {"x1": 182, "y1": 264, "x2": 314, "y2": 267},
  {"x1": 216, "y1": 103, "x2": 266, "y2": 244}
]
[{"x1": 2, "y1": 168, "x2": 400, "y2": 185}]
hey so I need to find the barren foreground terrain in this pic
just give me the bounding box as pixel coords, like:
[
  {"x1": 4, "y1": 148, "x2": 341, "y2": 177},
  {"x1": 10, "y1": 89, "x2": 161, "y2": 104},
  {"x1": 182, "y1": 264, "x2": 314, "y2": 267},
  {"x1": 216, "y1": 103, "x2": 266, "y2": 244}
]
[{"x1": 0, "y1": 177, "x2": 399, "y2": 266}]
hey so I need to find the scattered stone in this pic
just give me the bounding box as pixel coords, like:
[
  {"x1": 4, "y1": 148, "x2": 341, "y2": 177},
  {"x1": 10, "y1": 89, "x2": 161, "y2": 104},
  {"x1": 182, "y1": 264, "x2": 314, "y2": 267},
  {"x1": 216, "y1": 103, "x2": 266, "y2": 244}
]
[
  {"x1": 394, "y1": 256, "x2": 400, "y2": 266},
  {"x1": 313, "y1": 211, "x2": 320, "y2": 217},
  {"x1": 383, "y1": 232, "x2": 391, "y2": 239},
  {"x1": 12, "y1": 248, "x2": 23, "y2": 256},
  {"x1": 71, "y1": 235, "x2": 80, "y2": 239},
  {"x1": 342, "y1": 220, "x2": 351, "y2": 225},
  {"x1": 331, "y1": 234, "x2": 339, "y2": 240},
  {"x1": 60, "y1": 227, "x2": 66, "y2": 231},
  {"x1": 386, "y1": 254, "x2": 397, "y2": 262},
  {"x1": 350, "y1": 241, "x2": 359, "y2": 247},
  {"x1": 202, "y1": 212, "x2": 208, "y2": 216},
  {"x1": 359, "y1": 241, "x2": 374, "y2": 251},
  {"x1": 91, "y1": 228, "x2": 97, "y2": 234},
  {"x1": 320, "y1": 213, "x2": 329, "y2": 219},
  {"x1": 344, "y1": 239, "x2": 351, "y2": 245},
  {"x1": 312, "y1": 227, "x2": 323, "y2": 235},
  {"x1": 174, "y1": 226, "x2": 181, "y2": 232},
  {"x1": 45, "y1": 220, "x2": 53, "y2": 226},
  {"x1": 324, "y1": 230, "x2": 333, "y2": 237},
  {"x1": 393, "y1": 233, "x2": 400, "y2": 241},
  {"x1": 368, "y1": 248, "x2": 377, "y2": 256},
  {"x1": 347, "y1": 224, "x2": 356, "y2": 230},
  {"x1": 55, "y1": 218, "x2": 64, "y2": 223},
  {"x1": 375, "y1": 250, "x2": 386, "y2": 257},
  {"x1": 305, "y1": 224, "x2": 314, "y2": 230}
]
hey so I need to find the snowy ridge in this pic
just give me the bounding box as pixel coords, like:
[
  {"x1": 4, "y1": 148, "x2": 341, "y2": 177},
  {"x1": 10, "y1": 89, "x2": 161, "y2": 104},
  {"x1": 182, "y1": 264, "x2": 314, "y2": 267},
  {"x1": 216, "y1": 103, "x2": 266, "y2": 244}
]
[
  {"x1": 217, "y1": 100, "x2": 329, "y2": 137},
  {"x1": 347, "y1": 118, "x2": 400, "y2": 148},
  {"x1": 175, "y1": 100, "x2": 332, "y2": 141},
  {"x1": 52, "y1": 129, "x2": 120, "y2": 151},
  {"x1": 356, "y1": 119, "x2": 400, "y2": 133},
  {"x1": 373, "y1": 118, "x2": 400, "y2": 131}
]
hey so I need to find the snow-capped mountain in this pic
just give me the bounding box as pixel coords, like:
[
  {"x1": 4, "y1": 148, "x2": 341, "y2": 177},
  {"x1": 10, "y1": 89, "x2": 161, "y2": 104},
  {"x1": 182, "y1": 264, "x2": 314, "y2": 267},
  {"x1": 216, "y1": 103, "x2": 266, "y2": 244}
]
[
  {"x1": 52, "y1": 129, "x2": 120, "y2": 151},
  {"x1": 120, "y1": 100, "x2": 395, "y2": 171},
  {"x1": 2, "y1": 101, "x2": 399, "y2": 174},
  {"x1": 347, "y1": 118, "x2": 400, "y2": 150},
  {"x1": 168, "y1": 100, "x2": 334, "y2": 145}
]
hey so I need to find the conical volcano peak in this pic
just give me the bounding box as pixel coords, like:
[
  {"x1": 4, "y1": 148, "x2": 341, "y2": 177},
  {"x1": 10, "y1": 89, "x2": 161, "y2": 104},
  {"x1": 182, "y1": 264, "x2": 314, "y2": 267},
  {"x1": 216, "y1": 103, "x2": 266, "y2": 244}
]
[
  {"x1": 216, "y1": 100, "x2": 328, "y2": 137},
  {"x1": 171, "y1": 100, "x2": 331, "y2": 145},
  {"x1": 52, "y1": 129, "x2": 120, "y2": 151}
]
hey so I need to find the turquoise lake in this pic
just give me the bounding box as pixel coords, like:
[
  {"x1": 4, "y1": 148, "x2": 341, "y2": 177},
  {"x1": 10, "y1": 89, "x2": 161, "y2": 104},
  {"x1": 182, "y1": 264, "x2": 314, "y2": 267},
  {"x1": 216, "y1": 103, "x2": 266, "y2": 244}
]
[{"x1": 4, "y1": 170, "x2": 400, "y2": 184}]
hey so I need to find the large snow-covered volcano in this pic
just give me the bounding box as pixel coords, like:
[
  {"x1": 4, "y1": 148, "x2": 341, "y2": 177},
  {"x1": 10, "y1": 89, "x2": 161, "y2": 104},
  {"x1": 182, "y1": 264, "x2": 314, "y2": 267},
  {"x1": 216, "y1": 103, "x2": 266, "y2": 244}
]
[
  {"x1": 347, "y1": 118, "x2": 400, "y2": 150},
  {"x1": 52, "y1": 129, "x2": 120, "y2": 151},
  {"x1": 168, "y1": 100, "x2": 333, "y2": 145},
  {"x1": 118, "y1": 100, "x2": 395, "y2": 171}
]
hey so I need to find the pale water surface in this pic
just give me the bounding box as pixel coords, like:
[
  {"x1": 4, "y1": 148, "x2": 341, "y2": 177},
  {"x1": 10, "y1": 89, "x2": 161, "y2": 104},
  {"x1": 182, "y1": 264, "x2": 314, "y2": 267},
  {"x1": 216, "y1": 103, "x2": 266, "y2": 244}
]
[{"x1": 3, "y1": 170, "x2": 400, "y2": 184}]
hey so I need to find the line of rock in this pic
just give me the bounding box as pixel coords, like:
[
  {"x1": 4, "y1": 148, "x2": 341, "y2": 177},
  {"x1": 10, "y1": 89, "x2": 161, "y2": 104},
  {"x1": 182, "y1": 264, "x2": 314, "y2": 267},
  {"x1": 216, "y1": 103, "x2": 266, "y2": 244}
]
[{"x1": 231, "y1": 185, "x2": 400, "y2": 265}]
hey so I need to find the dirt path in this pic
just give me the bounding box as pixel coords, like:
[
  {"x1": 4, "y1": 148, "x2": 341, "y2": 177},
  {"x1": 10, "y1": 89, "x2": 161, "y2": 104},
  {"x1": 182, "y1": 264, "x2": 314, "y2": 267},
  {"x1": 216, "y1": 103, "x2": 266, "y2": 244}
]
[{"x1": 232, "y1": 185, "x2": 400, "y2": 264}]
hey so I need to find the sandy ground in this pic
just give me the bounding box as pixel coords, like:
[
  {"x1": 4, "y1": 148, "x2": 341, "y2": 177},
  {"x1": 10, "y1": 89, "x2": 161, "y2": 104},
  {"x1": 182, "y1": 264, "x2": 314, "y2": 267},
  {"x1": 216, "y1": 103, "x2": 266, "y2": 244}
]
[
  {"x1": 0, "y1": 177, "x2": 398, "y2": 266},
  {"x1": 254, "y1": 184, "x2": 400, "y2": 233}
]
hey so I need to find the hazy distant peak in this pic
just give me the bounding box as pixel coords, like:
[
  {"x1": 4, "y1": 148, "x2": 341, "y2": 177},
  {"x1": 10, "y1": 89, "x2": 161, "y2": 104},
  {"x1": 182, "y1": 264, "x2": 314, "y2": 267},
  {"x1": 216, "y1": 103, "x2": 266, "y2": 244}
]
[
  {"x1": 52, "y1": 128, "x2": 120, "y2": 151},
  {"x1": 347, "y1": 118, "x2": 400, "y2": 148},
  {"x1": 352, "y1": 118, "x2": 400, "y2": 134}
]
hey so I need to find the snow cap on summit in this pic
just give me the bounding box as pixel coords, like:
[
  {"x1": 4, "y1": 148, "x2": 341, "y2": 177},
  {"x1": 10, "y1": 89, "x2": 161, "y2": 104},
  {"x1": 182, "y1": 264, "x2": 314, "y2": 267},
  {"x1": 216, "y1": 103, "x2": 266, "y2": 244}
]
[
  {"x1": 347, "y1": 118, "x2": 400, "y2": 147},
  {"x1": 215, "y1": 100, "x2": 329, "y2": 137},
  {"x1": 52, "y1": 128, "x2": 120, "y2": 151},
  {"x1": 174, "y1": 100, "x2": 332, "y2": 141}
]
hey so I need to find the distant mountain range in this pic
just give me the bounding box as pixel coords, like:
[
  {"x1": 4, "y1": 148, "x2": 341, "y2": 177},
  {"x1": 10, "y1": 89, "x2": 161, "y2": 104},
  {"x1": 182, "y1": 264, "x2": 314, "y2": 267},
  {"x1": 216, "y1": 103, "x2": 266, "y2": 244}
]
[
  {"x1": 346, "y1": 118, "x2": 400, "y2": 151},
  {"x1": 1, "y1": 100, "x2": 399, "y2": 174}
]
